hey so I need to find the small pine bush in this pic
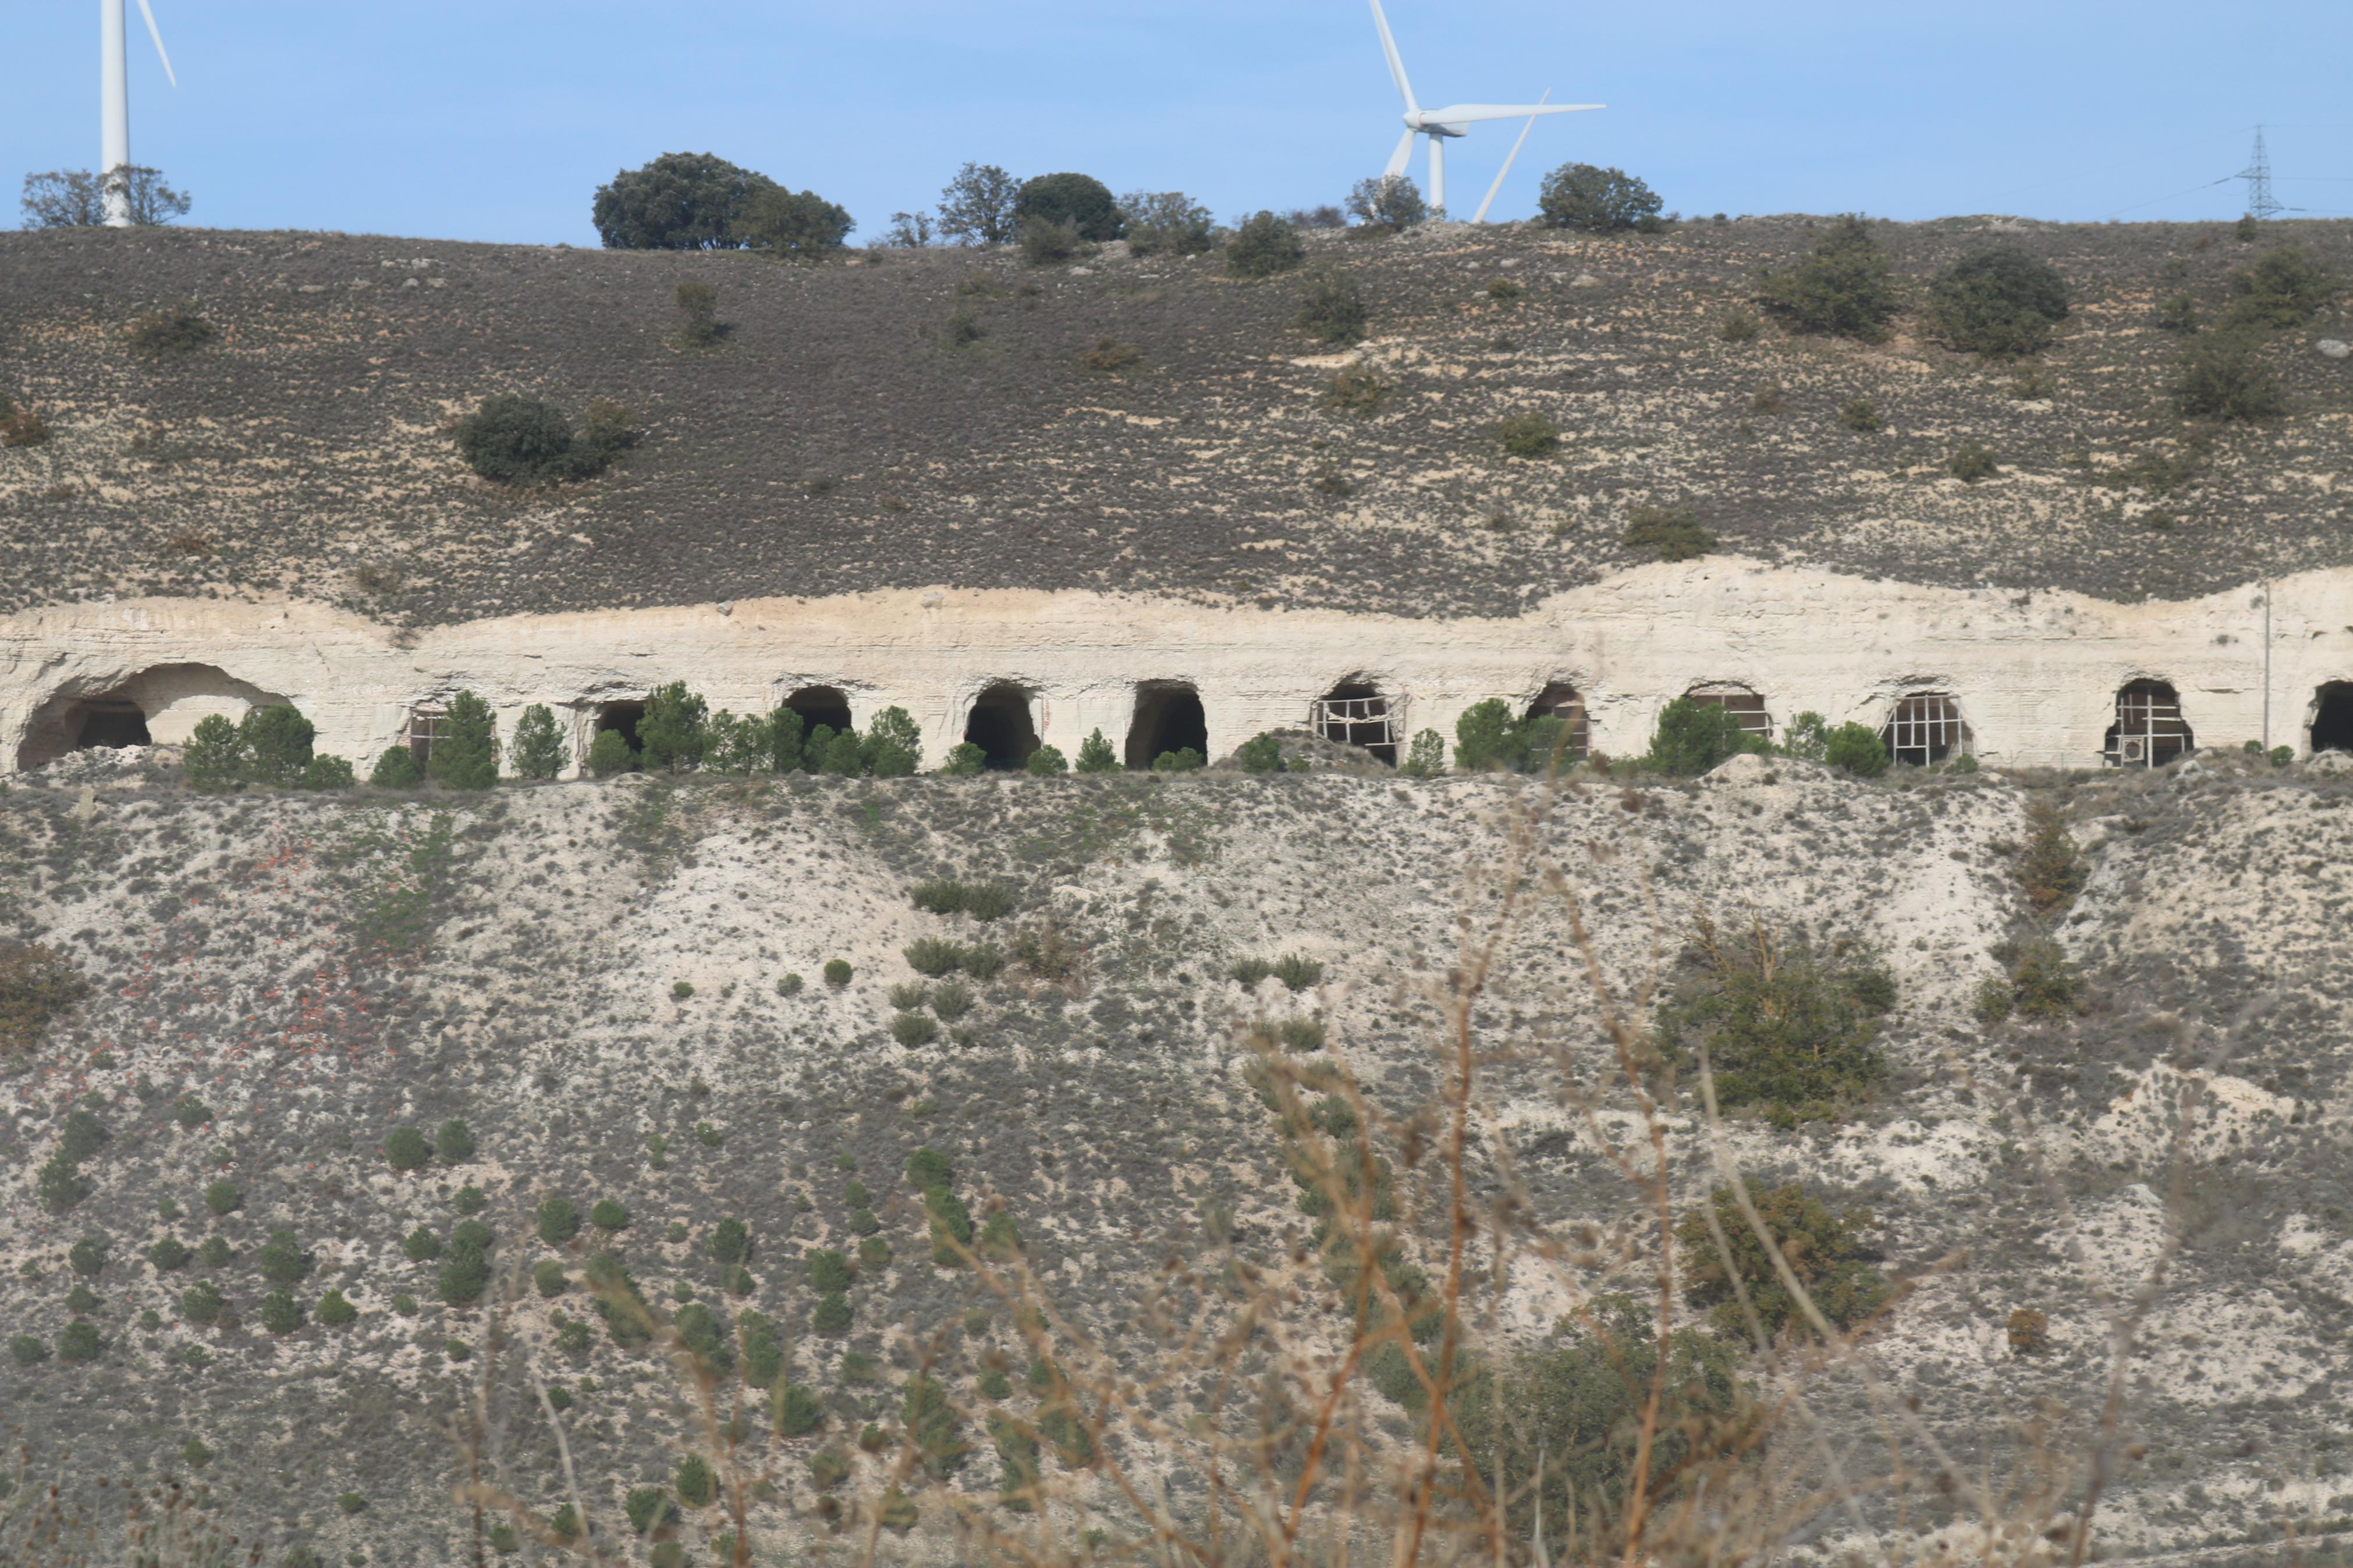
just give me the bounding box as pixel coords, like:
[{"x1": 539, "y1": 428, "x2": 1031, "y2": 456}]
[
  {"x1": 711, "y1": 1217, "x2": 751, "y2": 1265},
  {"x1": 180, "y1": 716, "x2": 247, "y2": 794},
  {"x1": 1654, "y1": 926, "x2": 1888, "y2": 1123},
  {"x1": 1926, "y1": 248, "x2": 2070, "y2": 357},
  {"x1": 260, "y1": 1290, "x2": 304, "y2": 1335},
  {"x1": 436, "y1": 1119, "x2": 475, "y2": 1163},
  {"x1": 1645, "y1": 698, "x2": 1762, "y2": 776},
  {"x1": 1823, "y1": 723, "x2": 1889, "y2": 778},
  {"x1": 1759, "y1": 216, "x2": 1900, "y2": 342},
  {"x1": 1676, "y1": 1182, "x2": 1888, "y2": 1337},
  {"x1": 68, "y1": 1235, "x2": 108, "y2": 1277},
  {"x1": 1074, "y1": 730, "x2": 1119, "y2": 772},
  {"x1": 510, "y1": 704, "x2": 566, "y2": 781},
  {"x1": 2174, "y1": 333, "x2": 2287, "y2": 420},
  {"x1": 403, "y1": 1225, "x2": 442, "y2": 1262},
  {"x1": 537, "y1": 1197, "x2": 580, "y2": 1247},
  {"x1": 58, "y1": 1320, "x2": 102, "y2": 1363},
  {"x1": 1235, "y1": 733, "x2": 1284, "y2": 773},
  {"x1": 1271, "y1": 954, "x2": 1324, "y2": 991},
  {"x1": 1623, "y1": 503, "x2": 1715, "y2": 562},
  {"x1": 1839, "y1": 398, "x2": 1881, "y2": 432},
  {"x1": 813, "y1": 1291, "x2": 853, "y2": 1335},
  {"x1": 1537, "y1": 162, "x2": 1663, "y2": 232},
  {"x1": 2224, "y1": 243, "x2": 2336, "y2": 329},
  {"x1": 585, "y1": 728, "x2": 637, "y2": 777},
  {"x1": 1025, "y1": 744, "x2": 1069, "y2": 776},
  {"x1": 824, "y1": 959, "x2": 853, "y2": 987},
  {"x1": 1151, "y1": 748, "x2": 1205, "y2": 773},
  {"x1": 1296, "y1": 272, "x2": 1368, "y2": 345},
  {"x1": 1949, "y1": 441, "x2": 1999, "y2": 483},
  {"x1": 202, "y1": 1180, "x2": 242, "y2": 1215},
  {"x1": 905, "y1": 938, "x2": 961, "y2": 977},
  {"x1": 315, "y1": 1288, "x2": 357, "y2": 1326},
  {"x1": 179, "y1": 1280, "x2": 225, "y2": 1324},
  {"x1": 368, "y1": 746, "x2": 423, "y2": 789},
  {"x1": 808, "y1": 1249, "x2": 853, "y2": 1292},
  {"x1": 385, "y1": 1126, "x2": 431, "y2": 1171},
  {"x1": 941, "y1": 742, "x2": 986, "y2": 777},
  {"x1": 147, "y1": 1236, "x2": 191, "y2": 1271},
  {"x1": 257, "y1": 1229, "x2": 309, "y2": 1285},
  {"x1": 892, "y1": 1011, "x2": 941, "y2": 1047}
]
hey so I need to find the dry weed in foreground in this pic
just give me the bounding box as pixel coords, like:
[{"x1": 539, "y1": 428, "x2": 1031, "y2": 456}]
[{"x1": 449, "y1": 771, "x2": 2219, "y2": 1568}]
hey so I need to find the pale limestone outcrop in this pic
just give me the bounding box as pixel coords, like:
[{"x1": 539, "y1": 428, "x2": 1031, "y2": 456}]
[{"x1": 3, "y1": 558, "x2": 2349, "y2": 774}]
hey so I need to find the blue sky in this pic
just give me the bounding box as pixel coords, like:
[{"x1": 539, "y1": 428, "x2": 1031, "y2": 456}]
[{"x1": 6, "y1": 0, "x2": 2351, "y2": 244}]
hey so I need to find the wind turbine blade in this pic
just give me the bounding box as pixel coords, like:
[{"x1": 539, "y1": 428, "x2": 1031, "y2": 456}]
[
  {"x1": 1422, "y1": 103, "x2": 1598, "y2": 124},
  {"x1": 1385, "y1": 127, "x2": 1417, "y2": 180},
  {"x1": 1368, "y1": 0, "x2": 1417, "y2": 112},
  {"x1": 1475, "y1": 90, "x2": 1549, "y2": 223},
  {"x1": 135, "y1": 0, "x2": 176, "y2": 87}
]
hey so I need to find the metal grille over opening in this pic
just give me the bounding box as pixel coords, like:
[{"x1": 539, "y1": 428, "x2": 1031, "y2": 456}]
[
  {"x1": 1526, "y1": 683, "x2": 1591, "y2": 762},
  {"x1": 2312, "y1": 682, "x2": 2353, "y2": 755},
  {"x1": 1880, "y1": 694, "x2": 1967, "y2": 766},
  {"x1": 1312, "y1": 681, "x2": 1399, "y2": 766},
  {"x1": 404, "y1": 703, "x2": 450, "y2": 765},
  {"x1": 2104, "y1": 680, "x2": 2194, "y2": 767},
  {"x1": 1683, "y1": 683, "x2": 1774, "y2": 742}
]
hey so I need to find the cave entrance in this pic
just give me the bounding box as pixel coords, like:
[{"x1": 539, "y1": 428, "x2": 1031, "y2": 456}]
[
  {"x1": 2104, "y1": 680, "x2": 2193, "y2": 768},
  {"x1": 1683, "y1": 683, "x2": 1774, "y2": 744},
  {"x1": 785, "y1": 685, "x2": 855, "y2": 739},
  {"x1": 1881, "y1": 693, "x2": 1968, "y2": 767},
  {"x1": 68, "y1": 699, "x2": 152, "y2": 752},
  {"x1": 964, "y1": 682, "x2": 1039, "y2": 770},
  {"x1": 15, "y1": 662, "x2": 277, "y2": 772},
  {"x1": 595, "y1": 701, "x2": 646, "y2": 753},
  {"x1": 1525, "y1": 683, "x2": 1591, "y2": 764},
  {"x1": 2313, "y1": 684, "x2": 2353, "y2": 754},
  {"x1": 1312, "y1": 680, "x2": 1398, "y2": 766},
  {"x1": 1126, "y1": 684, "x2": 1209, "y2": 770}
]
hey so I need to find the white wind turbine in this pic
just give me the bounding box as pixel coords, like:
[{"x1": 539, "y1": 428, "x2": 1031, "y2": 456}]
[
  {"x1": 100, "y1": 0, "x2": 179, "y2": 226},
  {"x1": 1367, "y1": 0, "x2": 1598, "y2": 221}
]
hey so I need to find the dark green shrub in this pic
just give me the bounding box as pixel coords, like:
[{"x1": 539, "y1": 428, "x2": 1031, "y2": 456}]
[
  {"x1": 590, "y1": 1199, "x2": 629, "y2": 1231},
  {"x1": 10, "y1": 1334, "x2": 49, "y2": 1366},
  {"x1": 68, "y1": 1235, "x2": 108, "y2": 1277},
  {"x1": 584, "y1": 729, "x2": 636, "y2": 777},
  {"x1": 257, "y1": 1229, "x2": 309, "y2": 1285},
  {"x1": 977, "y1": 1210, "x2": 1022, "y2": 1260},
  {"x1": 813, "y1": 1292, "x2": 853, "y2": 1335},
  {"x1": 674, "y1": 1303, "x2": 733, "y2": 1371},
  {"x1": 1623, "y1": 503, "x2": 1715, "y2": 562},
  {"x1": 1654, "y1": 924, "x2": 1888, "y2": 1124},
  {"x1": 2154, "y1": 292, "x2": 2199, "y2": 332},
  {"x1": 824, "y1": 959, "x2": 853, "y2": 987},
  {"x1": 58, "y1": 1321, "x2": 101, "y2": 1363},
  {"x1": 0, "y1": 942, "x2": 90, "y2": 1056},
  {"x1": 456, "y1": 396, "x2": 627, "y2": 486},
  {"x1": 58, "y1": 1109, "x2": 107, "y2": 1163},
  {"x1": 1231, "y1": 957, "x2": 1274, "y2": 986},
  {"x1": 1839, "y1": 398, "x2": 1881, "y2": 432},
  {"x1": 1236, "y1": 733, "x2": 1284, "y2": 773},
  {"x1": 1296, "y1": 272, "x2": 1368, "y2": 344},
  {"x1": 453, "y1": 1184, "x2": 488, "y2": 1215},
  {"x1": 593, "y1": 152, "x2": 778, "y2": 250},
  {"x1": 434, "y1": 1118, "x2": 474, "y2": 1163},
  {"x1": 892, "y1": 1011, "x2": 939, "y2": 1046},
  {"x1": 180, "y1": 1280, "x2": 225, "y2": 1325},
  {"x1": 1015, "y1": 172, "x2": 1122, "y2": 241},
  {"x1": 1677, "y1": 1181, "x2": 1889, "y2": 1338},
  {"x1": 147, "y1": 1236, "x2": 191, "y2": 1271},
  {"x1": 172, "y1": 1093, "x2": 211, "y2": 1128},
  {"x1": 2175, "y1": 333, "x2": 2287, "y2": 419},
  {"x1": 821, "y1": 730, "x2": 865, "y2": 774},
  {"x1": 736, "y1": 186, "x2": 855, "y2": 260},
  {"x1": 864, "y1": 709, "x2": 928, "y2": 778},
  {"x1": 1018, "y1": 215, "x2": 1084, "y2": 265},
  {"x1": 1759, "y1": 216, "x2": 1899, "y2": 342},
  {"x1": 1926, "y1": 248, "x2": 2070, "y2": 356},
  {"x1": 957, "y1": 943, "x2": 1006, "y2": 981},
  {"x1": 202, "y1": 1180, "x2": 242, "y2": 1216},
  {"x1": 1120, "y1": 190, "x2": 1214, "y2": 257},
  {"x1": 673, "y1": 281, "x2": 723, "y2": 347},
  {"x1": 237, "y1": 705, "x2": 315, "y2": 788},
  {"x1": 260, "y1": 1290, "x2": 303, "y2": 1335},
  {"x1": 299, "y1": 755, "x2": 354, "y2": 790},
  {"x1": 127, "y1": 305, "x2": 215, "y2": 357},
  {"x1": 711, "y1": 1217, "x2": 750, "y2": 1265},
  {"x1": 1536, "y1": 163, "x2": 1663, "y2": 232},
  {"x1": 926, "y1": 1188, "x2": 975, "y2": 1263},
  {"x1": 1444, "y1": 1295, "x2": 1741, "y2": 1545},
  {"x1": 368, "y1": 745, "x2": 423, "y2": 789},
  {"x1": 1401, "y1": 728, "x2": 1446, "y2": 776},
  {"x1": 402, "y1": 1225, "x2": 442, "y2": 1262},
  {"x1": 65, "y1": 1282, "x2": 99, "y2": 1314},
  {"x1": 199, "y1": 1236, "x2": 232, "y2": 1267},
  {"x1": 858, "y1": 1235, "x2": 892, "y2": 1271},
  {"x1": 2007, "y1": 938, "x2": 2078, "y2": 1018},
  {"x1": 315, "y1": 1288, "x2": 357, "y2": 1325},
  {"x1": 384, "y1": 1126, "x2": 431, "y2": 1171},
  {"x1": 1717, "y1": 308, "x2": 1761, "y2": 343},
  {"x1": 2225, "y1": 243, "x2": 2336, "y2": 329},
  {"x1": 1279, "y1": 1017, "x2": 1327, "y2": 1053},
  {"x1": 438, "y1": 1250, "x2": 490, "y2": 1307},
  {"x1": 1496, "y1": 411, "x2": 1560, "y2": 458},
  {"x1": 932, "y1": 981, "x2": 974, "y2": 1021},
  {"x1": 181, "y1": 715, "x2": 246, "y2": 794},
  {"x1": 1823, "y1": 723, "x2": 1889, "y2": 778},
  {"x1": 1323, "y1": 364, "x2": 1388, "y2": 413},
  {"x1": 1949, "y1": 440, "x2": 1998, "y2": 483},
  {"x1": 941, "y1": 742, "x2": 986, "y2": 776},
  {"x1": 1025, "y1": 744, "x2": 1069, "y2": 776},
  {"x1": 1346, "y1": 175, "x2": 1426, "y2": 233},
  {"x1": 537, "y1": 1197, "x2": 579, "y2": 1247},
  {"x1": 905, "y1": 938, "x2": 961, "y2": 977},
  {"x1": 808, "y1": 1248, "x2": 853, "y2": 1292},
  {"x1": 907, "y1": 1147, "x2": 953, "y2": 1192},
  {"x1": 776, "y1": 1383, "x2": 824, "y2": 1436},
  {"x1": 638, "y1": 682, "x2": 709, "y2": 773},
  {"x1": 905, "y1": 1374, "x2": 968, "y2": 1479},
  {"x1": 1645, "y1": 697, "x2": 1762, "y2": 776},
  {"x1": 1074, "y1": 729, "x2": 1119, "y2": 771},
  {"x1": 623, "y1": 1485, "x2": 679, "y2": 1537},
  {"x1": 776, "y1": 973, "x2": 804, "y2": 995},
  {"x1": 809, "y1": 1448, "x2": 852, "y2": 1490},
  {"x1": 1227, "y1": 211, "x2": 1307, "y2": 278},
  {"x1": 1271, "y1": 954, "x2": 1324, "y2": 992},
  {"x1": 421, "y1": 693, "x2": 498, "y2": 790}
]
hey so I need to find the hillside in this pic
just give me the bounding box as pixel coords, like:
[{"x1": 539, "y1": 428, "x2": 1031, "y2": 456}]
[
  {"x1": 5, "y1": 752, "x2": 2353, "y2": 1563},
  {"x1": 1, "y1": 217, "x2": 2349, "y2": 627}
]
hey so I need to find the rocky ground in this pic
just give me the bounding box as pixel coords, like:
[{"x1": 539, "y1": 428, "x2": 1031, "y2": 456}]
[
  {"x1": 3, "y1": 748, "x2": 2353, "y2": 1565},
  {"x1": 1, "y1": 216, "x2": 2349, "y2": 627}
]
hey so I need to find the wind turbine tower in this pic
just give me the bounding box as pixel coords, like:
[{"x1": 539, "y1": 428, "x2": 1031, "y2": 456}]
[
  {"x1": 100, "y1": 0, "x2": 178, "y2": 227},
  {"x1": 1367, "y1": 0, "x2": 1598, "y2": 218}
]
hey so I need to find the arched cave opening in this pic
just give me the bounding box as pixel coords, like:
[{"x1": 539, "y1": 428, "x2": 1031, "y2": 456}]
[
  {"x1": 2104, "y1": 679, "x2": 2194, "y2": 768},
  {"x1": 785, "y1": 685, "x2": 855, "y2": 738},
  {"x1": 1525, "y1": 683, "x2": 1591, "y2": 763},
  {"x1": 595, "y1": 701, "x2": 646, "y2": 753},
  {"x1": 16, "y1": 663, "x2": 275, "y2": 772},
  {"x1": 2312, "y1": 684, "x2": 2353, "y2": 754},
  {"x1": 1683, "y1": 683, "x2": 1774, "y2": 744},
  {"x1": 1126, "y1": 684, "x2": 1209, "y2": 770},
  {"x1": 965, "y1": 682, "x2": 1039, "y2": 770},
  {"x1": 1314, "y1": 680, "x2": 1398, "y2": 766}
]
